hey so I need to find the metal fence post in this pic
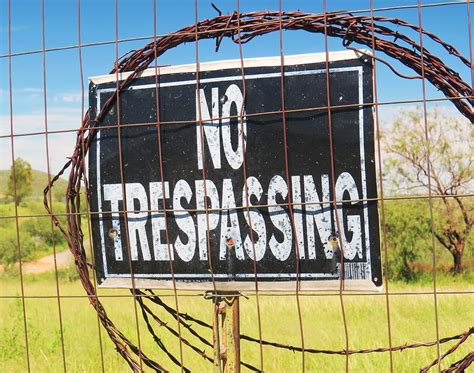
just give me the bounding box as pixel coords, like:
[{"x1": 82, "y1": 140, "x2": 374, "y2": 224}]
[{"x1": 213, "y1": 292, "x2": 241, "y2": 372}]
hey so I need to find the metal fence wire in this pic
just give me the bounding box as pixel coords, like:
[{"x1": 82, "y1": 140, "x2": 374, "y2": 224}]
[{"x1": 1, "y1": 0, "x2": 473, "y2": 372}]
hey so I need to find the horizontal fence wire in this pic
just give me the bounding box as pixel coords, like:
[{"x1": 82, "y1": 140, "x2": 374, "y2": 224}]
[
  {"x1": 1, "y1": 94, "x2": 473, "y2": 140},
  {"x1": 2, "y1": 193, "x2": 474, "y2": 220},
  {"x1": 0, "y1": 1, "x2": 470, "y2": 60},
  {"x1": 1, "y1": 1, "x2": 472, "y2": 372},
  {"x1": 2, "y1": 95, "x2": 473, "y2": 141}
]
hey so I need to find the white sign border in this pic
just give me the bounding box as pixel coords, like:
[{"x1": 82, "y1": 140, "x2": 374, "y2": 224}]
[{"x1": 91, "y1": 51, "x2": 378, "y2": 291}]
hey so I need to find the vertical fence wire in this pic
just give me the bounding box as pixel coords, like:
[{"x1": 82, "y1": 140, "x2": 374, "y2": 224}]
[
  {"x1": 322, "y1": 0, "x2": 351, "y2": 371},
  {"x1": 416, "y1": 1, "x2": 443, "y2": 370},
  {"x1": 193, "y1": 0, "x2": 220, "y2": 369},
  {"x1": 77, "y1": 0, "x2": 106, "y2": 370},
  {"x1": 193, "y1": 0, "x2": 219, "y2": 297},
  {"x1": 6, "y1": 0, "x2": 31, "y2": 371},
  {"x1": 277, "y1": 1, "x2": 307, "y2": 371},
  {"x1": 368, "y1": 1, "x2": 394, "y2": 371},
  {"x1": 235, "y1": 1, "x2": 265, "y2": 371},
  {"x1": 468, "y1": 0, "x2": 474, "y2": 101},
  {"x1": 113, "y1": 0, "x2": 145, "y2": 370},
  {"x1": 40, "y1": 1, "x2": 67, "y2": 370},
  {"x1": 151, "y1": 0, "x2": 186, "y2": 370}
]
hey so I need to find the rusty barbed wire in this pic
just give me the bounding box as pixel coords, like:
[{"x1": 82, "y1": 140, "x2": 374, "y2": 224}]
[
  {"x1": 140, "y1": 289, "x2": 473, "y2": 359},
  {"x1": 138, "y1": 290, "x2": 472, "y2": 372},
  {"x1": 421, "y1": 328, "x2": 474, "y2": 372},
  {"x1": 442, "y1": 352, "x2": 474, "y2": 372},
  {"x1": 43, "y1": 9, "x2": 473, "y2": 372}
]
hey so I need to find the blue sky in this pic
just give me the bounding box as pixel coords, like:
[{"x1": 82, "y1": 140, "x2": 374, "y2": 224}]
[{"x1": 0, "y1": 0, "x2": 471, "y2": 173}]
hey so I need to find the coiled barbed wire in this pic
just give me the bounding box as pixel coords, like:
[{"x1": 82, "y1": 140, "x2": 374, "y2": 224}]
[{"x1": 44, "y1": 10, "x2": 473, "y2": 372}]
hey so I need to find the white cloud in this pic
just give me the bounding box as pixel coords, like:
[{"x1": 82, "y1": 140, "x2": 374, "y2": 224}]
[
  {"x1": 20, "y1": 88, "x2": 44, "y2": 94},
  {"x1": 0, "y1": 87, "x2": 87, "y2": 111},
  {"x1": 5, "y1": 132, "x2": 77, "y2": 176},
  {"x1": 0, "y1": 87, "x2": 44, "y2": 98},
  {"x1": 377, "y1": 103, "x2": 468, "y2": 128},
  {"x1": 0, "y1": 25, "x2": 27, "y2": 33},
  {"x1": 0, "y1": 107, "x2": 84, "y2": 175},
  {"x1": 0, "y1": 107, "x2": 83, "y2": 136},
  {"x1": 55, "y1": 91, "x2": 83, "y2": 103}
]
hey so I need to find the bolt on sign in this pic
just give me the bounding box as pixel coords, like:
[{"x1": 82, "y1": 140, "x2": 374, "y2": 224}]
[{"x1": 89, "y1": 50, "x2": 382, "y2": 291}]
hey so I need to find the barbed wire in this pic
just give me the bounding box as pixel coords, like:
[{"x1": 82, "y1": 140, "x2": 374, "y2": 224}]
[
  {"x1": 141, "y1": 289, "x2": 473, "y2": 359},
  {"x1": 43, "y1": 9, "x2": 473, "y2": 372},
  {"x1": 136, "y1": 289, "x2": 473, "y2": 372}
]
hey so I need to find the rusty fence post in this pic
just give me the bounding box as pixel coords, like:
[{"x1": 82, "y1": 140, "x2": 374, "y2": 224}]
[{"x1": 212, "y1": 292, "x2": 241, "y2": 373}]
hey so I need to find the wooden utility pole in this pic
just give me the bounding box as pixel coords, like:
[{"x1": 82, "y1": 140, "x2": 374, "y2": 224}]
[{"x1": 213, "y1": 292, "x2": 240, "y2": 372}]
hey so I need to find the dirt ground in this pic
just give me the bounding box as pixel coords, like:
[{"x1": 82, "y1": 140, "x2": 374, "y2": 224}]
[{"x1": 2, "y1": 250, "x2": 73, "y2": 274}]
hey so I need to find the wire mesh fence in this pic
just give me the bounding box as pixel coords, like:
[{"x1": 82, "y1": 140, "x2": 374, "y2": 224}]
[{"x1": 0, "y1": 0, "x2": 473, "y2": 372}]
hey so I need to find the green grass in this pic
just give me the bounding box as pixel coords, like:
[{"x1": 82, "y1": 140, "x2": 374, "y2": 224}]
[{"x1": 0, "y1": 272, "x2": 473, "y2": 372}]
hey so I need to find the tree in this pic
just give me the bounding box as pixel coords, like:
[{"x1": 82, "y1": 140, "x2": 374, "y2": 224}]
[
  {"x1": 384, "y1": 107, "x2": 473, "y2": 273},
  {"x1": 384, "y1": 200, "x2": 431, "y2": 281},
  {"x1": 6, "y1": 158, "x2": 33, "y2": 206}
]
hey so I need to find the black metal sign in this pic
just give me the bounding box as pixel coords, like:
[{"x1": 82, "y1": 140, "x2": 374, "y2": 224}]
[{"x1": 89, "y1": 51, "x2": 382, "y2": 290}]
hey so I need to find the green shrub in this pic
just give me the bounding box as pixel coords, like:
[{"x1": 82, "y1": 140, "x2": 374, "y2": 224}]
[
  {"x1": 22, "y1": 217, "x2": 65, "y2": 246},
  {"x1": 0, "y1": 228, "x2": 35, "y2": 267},
  {"x1": 384, "y1": 200, "x2": 432, "y2": 281}
]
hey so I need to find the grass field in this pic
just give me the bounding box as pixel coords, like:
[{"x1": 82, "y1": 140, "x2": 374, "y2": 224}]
[
  {"x1": 1, "y1": 169, "x2": 472, "y2": 371},
  {"x1": 1, "y1": 271, "x2": 473, "y2": 372}
]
